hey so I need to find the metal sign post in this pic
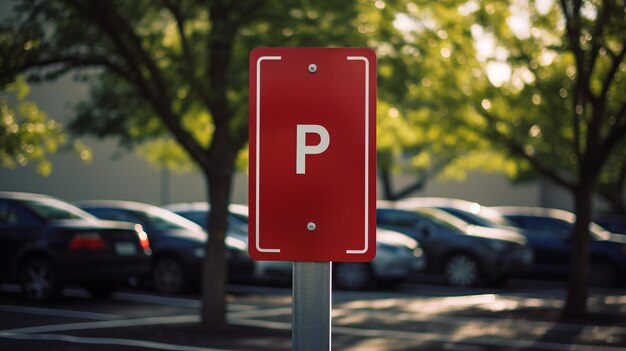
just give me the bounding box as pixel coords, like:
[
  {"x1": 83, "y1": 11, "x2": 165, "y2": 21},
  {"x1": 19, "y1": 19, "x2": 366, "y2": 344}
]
[
  {"x1": 292, "y1": 262, "x2": 331, "y2": 350},
  {"x1": 248, "y1": 47, "x2": 376, "y2": 351}
]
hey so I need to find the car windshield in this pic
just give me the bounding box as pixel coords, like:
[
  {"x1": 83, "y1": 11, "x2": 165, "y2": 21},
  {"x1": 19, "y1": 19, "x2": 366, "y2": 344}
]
[
  {"x1": 173, "y1": 210, "x2": 248, "y2": 235},
  {"x1": 130, "y1": 208, "x2": 203, "y2": 232},
  {"x1": 412, "y1": 208, "x2": 468, "y2": 234},
  {"x1": 176, "y1": 211, "x2": 207, "y2": 228},
  {"x1": 440, "y1": 207, "x2": 515, "y2": 227},
  {"x1": 23, "y1": 199, "x2": 96, "y2": 221},
  {"x1": 438, "y1": 208, "x2": 494, "y2": 226},
  {"x1": 229, "y1": 212, "x2": 249, "y2": 225}
]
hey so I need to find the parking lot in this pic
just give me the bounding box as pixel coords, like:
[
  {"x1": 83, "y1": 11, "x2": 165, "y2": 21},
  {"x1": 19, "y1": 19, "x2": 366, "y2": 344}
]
[{"x1": 1, "y1": 277, "x2": 625, "y2": 351}]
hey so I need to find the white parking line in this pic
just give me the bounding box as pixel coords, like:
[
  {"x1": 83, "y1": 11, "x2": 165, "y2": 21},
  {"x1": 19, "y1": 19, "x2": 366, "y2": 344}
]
[
  {"x1": 0, "y1": 331, "x2": 231, "y2": 351},
  {"x1": 2, "y1": 315, "x2": 199, "y2": 334},
  {"x1": 114, "y1": 292, "x2": 202, "y2": 308},
  {"x1": 0, "y1": 304, "x2": 120, "y2": 320},
  {"x1": 114, "y1": 292, "x2": 251, "y2": 311},
  {"x1": 228, "y1": 307, "x2": 292, "y2": 319}
]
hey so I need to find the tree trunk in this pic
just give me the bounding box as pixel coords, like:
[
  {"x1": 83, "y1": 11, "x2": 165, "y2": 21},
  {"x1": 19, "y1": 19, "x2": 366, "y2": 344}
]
[
  {"x1": 201, "y1": 168, "x2": 233, "y2": 329},
  {"x1": 561, "y1": 181, "x2": 594, "y2": 320}
]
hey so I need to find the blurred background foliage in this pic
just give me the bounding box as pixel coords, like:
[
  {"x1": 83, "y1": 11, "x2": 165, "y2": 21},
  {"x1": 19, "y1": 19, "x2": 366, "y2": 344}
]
[
  {"x1": 0, "y1": 76, "x2": 91, "y2": 176},
  {"x1": 1, "y1": 0, "x2": 623, "y2": 210}
]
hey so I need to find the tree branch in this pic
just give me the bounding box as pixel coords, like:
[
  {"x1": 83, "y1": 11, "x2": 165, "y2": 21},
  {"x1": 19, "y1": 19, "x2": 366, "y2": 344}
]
[
  {"x1": 11, "y1": 55, "x2": 135, "y2": 84},
  {"x1": 477, "y1": 106, "x2": 576, "y2": 191},
  {"x1": 67, "y1": 0, "x2": 212, "y2": 172},
  {"x1": 163, "y1": 0, "x2": 212, "y2": 108},
  {"x1": 599, "y1": 44, "x2": 626, "y2": 104},
  {"x1": 559, "y1": 0, "x2": 589, "y2": 161}
]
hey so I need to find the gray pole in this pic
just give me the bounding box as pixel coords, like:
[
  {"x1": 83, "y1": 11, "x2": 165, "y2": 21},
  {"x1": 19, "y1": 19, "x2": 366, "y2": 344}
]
[{"x1": 292, "y1": 262, "x2": 332, "y2": 351}]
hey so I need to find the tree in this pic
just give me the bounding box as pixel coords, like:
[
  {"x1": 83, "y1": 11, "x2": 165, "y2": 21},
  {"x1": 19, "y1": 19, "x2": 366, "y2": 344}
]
[
  {"x1": 0, "y1": 0, "x2": 403, "y2": 328},
  {"x1": 462, "y1": 0, "x2": 624, "y2": 318},
  {"x1": 391, "y1": 0, "x2": 624, "y2": 319}
]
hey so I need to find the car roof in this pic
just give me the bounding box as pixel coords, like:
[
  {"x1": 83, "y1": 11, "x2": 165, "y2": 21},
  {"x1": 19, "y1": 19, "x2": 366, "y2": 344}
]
[
  {"x1": 491, "y1": 206, "x2": 576, "y2": 223},
  {"x1": 0, "y1": 191, "x2": 56, "y2": 200},
  {"x1": 163, "y1": 202, "x2": 209, "y2": 211},
  {"x1": 163, "y1": 202, "x2": 249, "y2": 216},
  {"x1": 397, "y1": 197, "x2": 477, "y2": 209},
  {"x1": 228, "y1": 204, "x2": 248, "y2": 216},
  {"x1": 378, "y1": 206, "x2": 472, "y2": 231},
  {"x1": 74, "y1": 200, "x2": 159, "y2": 211},
  {"x1": 394, "y1": 197, "x2": 506, "y2": 222}
]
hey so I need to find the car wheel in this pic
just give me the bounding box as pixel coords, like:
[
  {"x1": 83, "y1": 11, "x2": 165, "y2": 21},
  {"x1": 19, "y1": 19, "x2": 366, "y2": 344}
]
[
  {"x1": 334, "y1": 263, "x2": 372, "y2": 290},
  {"x1": 589, "y1": 259, "x2": 619, "y2": 288},
  {"x1": 85, "y1": 284, "x2": 116, "y2": 299},
  {"x1": 153, "y1": 257, "x2": 187, "y2": 294},
  {"x1": 19, "y1": 257, "x2": 62, "y2": 302},
  {"x1": 444, "y1": 254, "x2": 481, "y2": 287}
]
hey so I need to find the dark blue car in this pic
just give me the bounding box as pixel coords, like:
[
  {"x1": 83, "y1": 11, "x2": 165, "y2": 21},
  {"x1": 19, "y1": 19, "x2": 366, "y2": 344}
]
[
  {"x1": 493, "y1": 206, "x2": 626, "y2": 288},
  {"x1": 376, "y1": 207, "x2": 533, "y2": 287},
  {"x1": 0, "y1": 192, "x2": 152, "y2": 301},
  {"x1": 397, "y1": 198, "x2": 626, "y2": 287},
  {"x1": 76, "y1": 200, "x2": 254, "y2": 294}
]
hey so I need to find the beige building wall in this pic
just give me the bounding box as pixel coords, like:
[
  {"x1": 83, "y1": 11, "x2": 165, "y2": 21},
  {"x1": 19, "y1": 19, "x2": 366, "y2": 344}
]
[{"x1": 0, "y1": 73, "x2": 598, "y2": 211}]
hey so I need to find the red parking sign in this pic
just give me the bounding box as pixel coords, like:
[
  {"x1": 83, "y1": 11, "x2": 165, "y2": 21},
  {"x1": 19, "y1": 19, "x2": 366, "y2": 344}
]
[{"x1": 249, "y1": 48, "x2": 376, "y2": 262}]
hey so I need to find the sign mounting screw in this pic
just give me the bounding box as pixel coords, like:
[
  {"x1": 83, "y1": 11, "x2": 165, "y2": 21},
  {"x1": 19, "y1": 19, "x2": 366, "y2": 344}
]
[
  {"x1": 308, "y1": 64, "x2": 317, "y2": 73},
  {"x1": 307, "y1": 222, "x2": 317, "y2": 231}
]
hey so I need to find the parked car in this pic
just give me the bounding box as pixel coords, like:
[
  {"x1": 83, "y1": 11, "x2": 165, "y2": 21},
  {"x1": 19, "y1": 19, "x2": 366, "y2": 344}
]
[
  {"x1": 593, "y1": 214, "x2": 626, "y2": 235},
  {"x1": 394, "y1": 197, "x2": 510, "y2": 228},
  {"x1": 492, "y1": 206, "x2": 626, "y2": 287},
  {"x1": 76, "y1": 200, "x2": 254, "y2": 294},
  {"x1": 163, "y1": 202, "x2": 249, "y2": 237},
  {"x1": 334, "y1": 227, "x2": 425, "y2": 290},
  {"x1": 0, "y1": 192, "x2": 152, "y2": 301},
  {"x1": 167, "y1": 203, "x2": 425, "y2": 290},
  {"x1": 376, "y1": 206, "x2": 534, "y2": 287},
  {"x1": 163, "y1": 202, "x2": 290, "y2": 283}
]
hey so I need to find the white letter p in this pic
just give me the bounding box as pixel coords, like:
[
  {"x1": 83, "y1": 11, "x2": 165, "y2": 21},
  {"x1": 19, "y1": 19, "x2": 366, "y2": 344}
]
[{"x1": 296, "y1": 124, "x2": 330, "y2": 174}]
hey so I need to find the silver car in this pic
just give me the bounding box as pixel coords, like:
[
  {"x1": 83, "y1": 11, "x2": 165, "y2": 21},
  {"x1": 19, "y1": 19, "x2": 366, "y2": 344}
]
[{"x1": 333, "y1": 227, "x2": 425, "y2": 290}]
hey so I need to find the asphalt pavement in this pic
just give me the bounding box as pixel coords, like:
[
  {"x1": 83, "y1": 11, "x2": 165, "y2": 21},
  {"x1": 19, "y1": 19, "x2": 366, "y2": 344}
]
[{"x1": 0, "y1": 278, "x2": 625, "y2": 351}]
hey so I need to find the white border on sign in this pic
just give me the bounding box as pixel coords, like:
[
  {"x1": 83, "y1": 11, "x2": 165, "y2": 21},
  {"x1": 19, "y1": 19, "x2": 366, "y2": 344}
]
[
  {"x1": 256, "y1": 56, "x2": 282, "y2": 253},
  {"x1": 345, "y1": 56, "x2": 370, "y2": 255},
  {"x1": 255, "y1": 54, "x2": 371, "y2": 256}
]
